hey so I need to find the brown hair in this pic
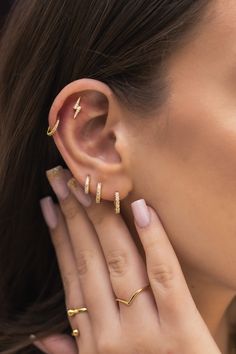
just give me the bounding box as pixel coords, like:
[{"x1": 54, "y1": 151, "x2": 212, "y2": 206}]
[{"x1": 0, "y1": 0, "x2": 234, "y2": 353}]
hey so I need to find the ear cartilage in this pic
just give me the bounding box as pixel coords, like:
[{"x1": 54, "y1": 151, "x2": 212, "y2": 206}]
[
  {"x1": 73, "y1": 97, "x2": 82, "y2": 119},
  {"x1": 47, "y1": 118, "x2": 60, "y2": 136}
]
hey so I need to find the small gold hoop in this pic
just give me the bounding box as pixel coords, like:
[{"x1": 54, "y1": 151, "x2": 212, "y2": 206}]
[
  {"x1": 67, "y1": 307, "x2": 88, "y2": 317},
  {"x1": 114, "y1": 191, "x2": 120, "y2": 214},
  {"x1": 71, "y1": 329, "x2": 80, "y2": 337},
  {"x1": 47, "y1": 119, "x2": 60, "y2": 136},
  {"x1": 84, "y1": 175, "x2": 91, "y2": 194},
  {"x1": 96, "y1": 182, "x2": 102, "y2": 203}
]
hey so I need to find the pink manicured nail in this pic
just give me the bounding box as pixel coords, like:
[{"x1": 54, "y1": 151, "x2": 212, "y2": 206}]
[
  {"x1": 40, "y1": 196, "x2": 58, "y2": 229},
  {"x1": 46, "y1": 165, "x2": 69, "y2": 200},
  {"x1": 131, "y1": 199, "x2": 150, "y2": 228},
  {"x1": 67, "y1": 177, "x2": 92, "y2": 207}
]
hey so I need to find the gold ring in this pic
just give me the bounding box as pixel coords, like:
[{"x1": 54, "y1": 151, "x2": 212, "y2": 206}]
[
  {"x1": 71, "y1": 329, "x2": 80, "y2": 337},
  {"x1": 67, "y1": 307, "x2": 88, "y2": 317},
  {"x1": 115, "y1": 284, "x2": 150, "y2": 306}
]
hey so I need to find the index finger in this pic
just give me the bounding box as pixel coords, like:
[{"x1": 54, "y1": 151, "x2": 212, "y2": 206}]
[{"x1": 131, "y1": 199, "x2": 197, "y2": 325}]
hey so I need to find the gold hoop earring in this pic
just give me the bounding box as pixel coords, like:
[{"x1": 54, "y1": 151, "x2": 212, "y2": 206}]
[
  {"x1": 84, "y1": 175, "x2": 91, "y2": 194},
  {"x1": 114, "y1": 191, "x2": 120, "y2": 214},
  {"x1": 96, "y1": 182, "x2": 102, "y2": 203},
  {"x1": 73, "y1": 97, "x2": 82, "y2": 119},
  {"x1": 47, "y1": 119, "x2": 60, "y2": 136}
]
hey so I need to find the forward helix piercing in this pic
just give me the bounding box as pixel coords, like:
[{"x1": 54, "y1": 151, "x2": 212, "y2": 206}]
[{"x1": 46, "y1": 97, "x2": 82, "y2": 136}]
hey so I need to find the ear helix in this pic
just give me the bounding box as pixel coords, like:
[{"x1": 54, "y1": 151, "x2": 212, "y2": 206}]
[{"x1": 46, "y1": 96, "x2": 82, "y2": 136}]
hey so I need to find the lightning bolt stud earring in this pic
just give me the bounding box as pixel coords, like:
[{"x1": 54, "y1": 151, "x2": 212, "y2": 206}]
[{"x1": 73, "y1": 97, "x2": 82, "y2": 119}]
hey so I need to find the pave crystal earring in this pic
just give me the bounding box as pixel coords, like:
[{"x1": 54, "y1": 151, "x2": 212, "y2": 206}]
[
  {"x1": 73, "y1": 97, "x2": 82, "y2": 119},
  {"x1": 114, "y1": 191, "x2": 120, "y2": 214},
  {"x1": 96, "y1": 182, "x2": 102, "y2": 203},
  {"x1": 84, "y1": 175, "x2": 91, "y2": 194}
]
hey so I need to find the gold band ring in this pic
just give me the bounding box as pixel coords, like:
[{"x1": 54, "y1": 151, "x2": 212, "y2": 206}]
[
  {"x1": 71, "y1": 329, "x2": 80, "y2": 337},
  {"x1": 67, "y1": 307, "x2": 88, "y2": 317},
  {"x1": 115, "y1": 284, "x2": 150, "y2": 306}
]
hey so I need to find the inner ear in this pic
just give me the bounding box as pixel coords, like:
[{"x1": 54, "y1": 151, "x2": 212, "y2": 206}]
[
  {"x1": 59, "y1": 89, "x2": 121, "y2": 163},
  {"x1": 79, "y1": 114, "x2": 119, "y2": 163}
]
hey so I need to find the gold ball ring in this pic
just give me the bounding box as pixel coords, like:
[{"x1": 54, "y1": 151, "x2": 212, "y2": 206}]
[
  {"x1": 71, "y1": 329, "x2": 80, "y2": 337},
  {"x1": 67, "y1": 307, "x2": 88, "y2": 317},
  {"x1": 115, "y1": 284, "x2": 150, "y2": 306}
]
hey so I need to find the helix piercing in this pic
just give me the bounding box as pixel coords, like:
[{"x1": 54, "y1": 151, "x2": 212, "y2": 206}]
[
  {"x1": 47, "y1": 118, "x2": 60, "y2": 136},
  {"x1": 73, "y1": 97, "x2": 82, "y2": 119}
]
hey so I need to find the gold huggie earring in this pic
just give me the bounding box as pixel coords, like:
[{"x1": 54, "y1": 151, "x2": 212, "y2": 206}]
[
  {"x1": 73, "y1": 97, "x2": 82, "y2": 119},
  {"x1": 84, "y1": 175, "x2": 91, "y2": 194},
  {"x1": 47, "y1": 118, "x2": 60, "y2": 136},
  {"x1": 96, "y1": 182, "x2": 102, "y2": 203},
  {"x1": 114, "y1": 191, "x2": 120, "y2": 214}
]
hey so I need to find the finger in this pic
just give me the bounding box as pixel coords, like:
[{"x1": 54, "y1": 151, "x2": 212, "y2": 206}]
[
  {"x1": 34, "y1": 334, "x2": 77, "y2": 354},
  {"x1": 67, "y1": 179, "x2": 158, "y2": 326},
  {"x1": 131, "y1": 199, "x2": 197, "y2": 325},
  {"x1": 45, "y1": 166, "x2": 120, "y2": 337},
  {"x1": 39, "y1": 196, "x2": 96, "y2": 352}
]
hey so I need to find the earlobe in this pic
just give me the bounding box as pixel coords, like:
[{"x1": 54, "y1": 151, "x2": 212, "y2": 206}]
[{"x1": 46, "y1": 78, "x2": 133, "y2": 204}]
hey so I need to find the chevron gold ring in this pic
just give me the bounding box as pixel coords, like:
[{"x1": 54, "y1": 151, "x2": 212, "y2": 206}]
[{"x1": 115, "y1": 284, "x2": 150, "y2": 306}]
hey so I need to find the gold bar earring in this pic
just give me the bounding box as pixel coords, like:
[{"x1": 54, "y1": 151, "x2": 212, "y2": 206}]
[
  {"x1": 114, "y1": 191, "x2": 120, "y2": 214},
  {"x1": 84, "y1": 175, "x2": 91, "y2": 194},
  {"x1": 47, "y1": 118, "x2": 60, "y2": 136},
  {"x1": 73, "y1": 97, "x2": 82, "y2": 119},
  {"x1": 96, "y1": 182, "x2": 102, "y2": 203}
]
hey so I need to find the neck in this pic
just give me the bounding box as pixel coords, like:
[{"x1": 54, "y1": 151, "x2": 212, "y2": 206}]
[
  {"x1": 181, "y1": 265, "x2": 235, "y2": 354},
  {"x1": 122, "y1": 205, "x2": 235, "y2": 354}
]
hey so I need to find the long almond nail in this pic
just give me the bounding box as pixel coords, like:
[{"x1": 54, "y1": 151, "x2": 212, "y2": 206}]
[
  {"x1": 67, "y1": 178, "x2": 92, "y2": 207},
  {"x1": 46, "y1": 165, "x2": 69, "y2": 200},
  {"x1": 40, "y1": 196, "x2": 58, "y2": 229}
]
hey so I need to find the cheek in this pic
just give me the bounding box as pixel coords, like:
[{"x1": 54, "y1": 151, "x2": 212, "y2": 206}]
[{"x1": 130, "y1": 90, "x2": 236, "y2": 290}]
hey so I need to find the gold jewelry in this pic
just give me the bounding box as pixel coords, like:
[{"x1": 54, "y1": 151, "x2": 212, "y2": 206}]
[
  {"x1": 71, "y1": 329, "x2": 80, "y2": 337},
  {"x1": 67, "y1": 307, "x2": 88, "y2": 317},
  {"x1": 115, "y1": 284, "x2": 150, "y2": 306},
  {"x1": 73, "y1": 97, "x2": 82, "y2": 119},
  {"x1": 114, "y1": 191, "x2": 120, "y2": 214},
  {"x1": 96, "y1": 182, "x2": 102, "y2": 203},
  {"x1": 84, "y1": 175, "x2": 91, "y2": 194},
  {"x1": 47, "y1": 119, "x2": 60, "y2": 136}
]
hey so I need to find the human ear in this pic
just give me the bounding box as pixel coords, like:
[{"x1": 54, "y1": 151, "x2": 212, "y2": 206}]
[{"x1": 47, "y1": 78, "x2": 133, "y2": 202}]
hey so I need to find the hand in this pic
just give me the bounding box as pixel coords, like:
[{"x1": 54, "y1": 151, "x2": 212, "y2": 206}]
[{"x1": 37, "y1": 166, "x2": 221, "y2": 354}]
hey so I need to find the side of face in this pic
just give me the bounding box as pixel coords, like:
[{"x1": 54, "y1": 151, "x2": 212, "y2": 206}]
[{"x1": 122, "y1": 0, "x2": 236, "y2": 292}]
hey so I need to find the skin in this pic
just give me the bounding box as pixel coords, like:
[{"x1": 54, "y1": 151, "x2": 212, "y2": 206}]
[{"x1": 36, "y1": 1, "x2": 236, "y2": 352}]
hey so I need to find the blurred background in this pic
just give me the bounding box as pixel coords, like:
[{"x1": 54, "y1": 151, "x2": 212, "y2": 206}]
[{"x1": 0, "y1": 0, "x2": 14, "y2": 31}]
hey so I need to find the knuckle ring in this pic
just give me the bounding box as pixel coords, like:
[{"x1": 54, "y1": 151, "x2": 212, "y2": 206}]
[
  {"x1": 67, "y1": 307, "x2": 88, "y2": 317},
  {"x1": 115, "y1": 284, "x2": 150, "y2": 306}
]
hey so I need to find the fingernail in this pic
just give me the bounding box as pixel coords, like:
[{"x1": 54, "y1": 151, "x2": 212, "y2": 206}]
[
  {"x1": 46, "y1": 165, "x2": 69, "y2": 200},
  {"x1": 40, "y1": 196, "x2": 58, "y2": 229},
  {"x1": 131, "y1": 199, "x2": 150, "y2": 228},
  {"x1": 67, "y1": 177, "x2": 92, "y2": 207}
]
